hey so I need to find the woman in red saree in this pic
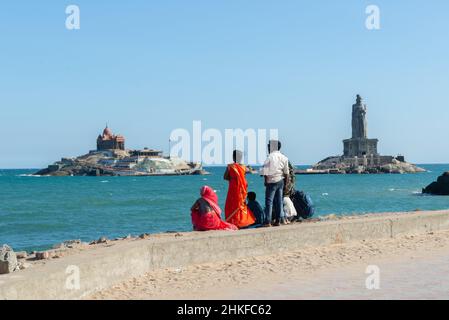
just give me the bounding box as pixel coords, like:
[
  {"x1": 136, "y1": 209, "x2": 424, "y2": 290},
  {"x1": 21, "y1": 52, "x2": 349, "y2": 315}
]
[
  {"x1": 223, "y1": 150, "x2": 256, "y2": 228},
  {"x1": 191, "y1": 186, "x2": 238, "y2": 231}
]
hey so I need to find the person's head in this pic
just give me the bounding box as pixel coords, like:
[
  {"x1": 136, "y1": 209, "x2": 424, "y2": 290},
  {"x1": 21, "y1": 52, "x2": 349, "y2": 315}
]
[
  {"x1": 268, "y1": 140, "x2": 281, "y2": 153},
  {"x1": 247, "y1": 191, "x2": 256, "y2": 201},
  {"x1": 200, "y1": 185, "x2": 221, "y2": 214},
  {"x1": 233, "y1": 150, "x2": 243, "y2": 163},
  {"x1": 200, "y1": 186, "x2": 217, "y2": 202}
]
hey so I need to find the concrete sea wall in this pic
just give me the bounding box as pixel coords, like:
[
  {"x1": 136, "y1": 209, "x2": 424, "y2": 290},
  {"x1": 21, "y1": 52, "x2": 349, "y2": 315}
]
[{"x1": 1, "y1": 210, "x2": 449, "y2": 300}]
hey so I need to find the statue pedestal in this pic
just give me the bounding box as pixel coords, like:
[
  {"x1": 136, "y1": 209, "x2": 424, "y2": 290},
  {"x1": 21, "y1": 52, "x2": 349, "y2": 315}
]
[{"x1": 343, "y1": 138, "x2": 378, "y2": 157}]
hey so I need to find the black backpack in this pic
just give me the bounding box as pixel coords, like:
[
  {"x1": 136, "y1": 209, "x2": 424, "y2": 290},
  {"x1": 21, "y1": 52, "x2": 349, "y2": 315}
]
[{"x1": 290, "y1": 190, "x2": 315, "y2": 219}]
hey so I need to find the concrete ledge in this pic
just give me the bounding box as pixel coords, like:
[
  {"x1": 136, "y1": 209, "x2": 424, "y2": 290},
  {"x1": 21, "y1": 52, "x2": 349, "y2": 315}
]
[{"x1": 1, "y1": 210, "x2": 449, "y2": 300}]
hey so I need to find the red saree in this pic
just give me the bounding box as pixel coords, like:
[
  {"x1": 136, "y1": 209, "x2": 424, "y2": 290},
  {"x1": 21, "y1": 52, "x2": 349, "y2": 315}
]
[
  {"x1": 224, "y1": 163, "x2": 256, "y2": 228},
  {"x1": 191, "y1": 186, "x2": 238, "y2": 231}
]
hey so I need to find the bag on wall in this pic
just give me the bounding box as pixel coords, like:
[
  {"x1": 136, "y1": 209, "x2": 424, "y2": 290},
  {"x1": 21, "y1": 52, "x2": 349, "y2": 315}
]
[
  {"x1": 283, "y1": 196, "x2": 297, "y2": 218},
  {"x1": 290, "y1": 190, "x2": 315, "y2": 219}
]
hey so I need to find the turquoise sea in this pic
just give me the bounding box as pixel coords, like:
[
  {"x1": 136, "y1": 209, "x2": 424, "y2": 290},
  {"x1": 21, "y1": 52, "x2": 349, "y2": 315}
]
[{"x1": 1, "y1": 164, "x2": 449, "y2": 252}]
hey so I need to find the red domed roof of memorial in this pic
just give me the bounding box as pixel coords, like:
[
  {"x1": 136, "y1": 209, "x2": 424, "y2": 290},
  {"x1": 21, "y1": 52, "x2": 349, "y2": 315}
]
[
  {"x1": 97, "y1": 125, "x2": 125, "y2": 151},
  {"x1": 102, "y1": 126, "x2": 113, "y2": 138}
]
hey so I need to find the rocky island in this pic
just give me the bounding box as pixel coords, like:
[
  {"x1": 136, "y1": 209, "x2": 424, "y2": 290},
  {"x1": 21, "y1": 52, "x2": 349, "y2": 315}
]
[
  {"x1": 34, "y1": 126, "x2": 208, "y2": 176},
  {"x1": 297, "y1": 95, "x2": 425, "y2": 175}
]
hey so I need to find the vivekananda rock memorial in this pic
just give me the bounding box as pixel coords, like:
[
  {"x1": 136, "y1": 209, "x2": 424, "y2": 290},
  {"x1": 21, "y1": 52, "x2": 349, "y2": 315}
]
[
  {"x1": 305, "y1": 95, "x2": 425, "y2": 174},
  {"x1": 34, "y1": 126, "x2": 207, "y2": 176}
]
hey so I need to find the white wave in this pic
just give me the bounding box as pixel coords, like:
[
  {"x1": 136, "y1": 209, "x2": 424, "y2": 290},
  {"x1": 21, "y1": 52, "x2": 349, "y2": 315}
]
[
  {"x1": 389, "y1": 188, "x2": 395, "y2": 192},
  {"x1": 17, "y1": 174, "x2": 45, "y2": 177},
  {"x1": 101, "y1": 180, "x2": 109, "y2": 183},
  {"x1": 322, "y1": 193, "x2": 329, "y2": 196}
]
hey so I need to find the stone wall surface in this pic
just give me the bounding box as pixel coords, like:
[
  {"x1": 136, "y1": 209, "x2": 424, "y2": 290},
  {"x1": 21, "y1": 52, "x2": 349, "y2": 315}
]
[{"x1": 1, "y1": 210, "x2": 449, "y2": 300}]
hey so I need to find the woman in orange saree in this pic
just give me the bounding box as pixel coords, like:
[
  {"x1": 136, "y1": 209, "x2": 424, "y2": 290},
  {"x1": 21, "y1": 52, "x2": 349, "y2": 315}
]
[{"x1": 223, "y1": 150, "x2": 256, "y2": 228}]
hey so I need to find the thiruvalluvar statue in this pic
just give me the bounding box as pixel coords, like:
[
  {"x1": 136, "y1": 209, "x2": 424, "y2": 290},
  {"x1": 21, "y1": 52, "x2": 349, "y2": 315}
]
[{"x1": 352, "y1": 94, "x2": 368, "y2": 139}]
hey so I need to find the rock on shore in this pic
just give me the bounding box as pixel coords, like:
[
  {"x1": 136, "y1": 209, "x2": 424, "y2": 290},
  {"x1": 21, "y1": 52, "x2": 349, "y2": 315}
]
[
  {"x1": 423, "y1": 172, "x2": 449, "y2": 195},
  {"x1": 0, "y1": 245, "x2": 18, "y2": 274}
]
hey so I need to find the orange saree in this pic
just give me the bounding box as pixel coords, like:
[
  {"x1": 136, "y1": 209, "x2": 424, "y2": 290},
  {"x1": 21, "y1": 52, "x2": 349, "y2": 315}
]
[{"x1": 224, "y1": 163, "x2": 256, "y2": 228}]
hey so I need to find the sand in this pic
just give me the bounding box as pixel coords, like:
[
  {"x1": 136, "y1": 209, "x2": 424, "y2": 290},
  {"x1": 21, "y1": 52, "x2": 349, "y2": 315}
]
[{"x1": 89, "y1": 228, "x2": 449, "y2": 300}]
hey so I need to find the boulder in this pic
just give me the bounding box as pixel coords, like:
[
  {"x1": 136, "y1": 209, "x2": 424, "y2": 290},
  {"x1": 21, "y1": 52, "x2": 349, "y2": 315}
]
[
  {"x1": 423, "y1": 172, "x2": 449, "y2": 195},
  {"x1": 0, "y1": 245, "x2": 18, "y2": 274},
  {"x1": 98, "y1": 236, "x2": 108, "y2": 243},
  {"x1": 90, "y1": 236, "x2": 108, "y2": 245},
  {"x1": 53, "y1": 239, "x2": 85, "y2": 250},
  {"x1": 35, "y1": 251, "x2": 50, "y2": 260},
  {"x1": 15, "y1": 251, "x2": 28, "y2": 259}
]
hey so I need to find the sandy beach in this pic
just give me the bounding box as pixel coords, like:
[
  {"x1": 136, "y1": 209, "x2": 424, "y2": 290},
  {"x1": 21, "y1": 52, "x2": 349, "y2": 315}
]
[{"x1": 89, "y1": 228, "x2": 449, "y2": 300}]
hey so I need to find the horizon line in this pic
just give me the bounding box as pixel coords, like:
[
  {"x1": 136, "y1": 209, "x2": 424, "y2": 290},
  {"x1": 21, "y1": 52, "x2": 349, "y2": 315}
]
[{"x1": 1, "y1": 162, "x2": 449, "y2": 171}]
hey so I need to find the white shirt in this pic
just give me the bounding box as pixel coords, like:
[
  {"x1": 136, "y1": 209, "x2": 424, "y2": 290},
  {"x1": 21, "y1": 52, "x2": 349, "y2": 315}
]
[{"x1": 262, "y1": 151, "x2": 289, "y2": 184}]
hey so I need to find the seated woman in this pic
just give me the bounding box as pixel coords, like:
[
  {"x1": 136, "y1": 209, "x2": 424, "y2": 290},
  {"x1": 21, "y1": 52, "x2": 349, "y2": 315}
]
[
  {"x1": 223, "y1": 150, "x2": 256, "y2": 228},
  {"x1": 191, "y1": 186, "x2": 238, "y2": 231},
  {"x1": 247, "y1": 191, "x2": 265, "y2": 226}
]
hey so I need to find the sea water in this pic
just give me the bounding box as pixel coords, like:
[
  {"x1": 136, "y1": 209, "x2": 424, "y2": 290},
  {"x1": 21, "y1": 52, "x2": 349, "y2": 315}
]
[{"x1": 1, "y1": 164, "x2": 449, "y2": 252}]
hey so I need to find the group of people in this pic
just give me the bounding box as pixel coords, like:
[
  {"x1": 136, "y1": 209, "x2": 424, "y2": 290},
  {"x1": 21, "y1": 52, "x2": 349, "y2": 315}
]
[{"x1": 191, "y1": 140, "x2": 299, "y2": 232}]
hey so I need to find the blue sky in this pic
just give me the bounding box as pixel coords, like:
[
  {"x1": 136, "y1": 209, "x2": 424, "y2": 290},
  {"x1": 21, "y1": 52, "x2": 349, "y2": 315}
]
[{"x1": 0, "y1": 1, "x2": 448, "y2": 168}]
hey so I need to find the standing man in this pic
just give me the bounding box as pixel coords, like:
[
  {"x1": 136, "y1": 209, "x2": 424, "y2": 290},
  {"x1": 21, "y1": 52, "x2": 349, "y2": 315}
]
[{"x1": 262, "y1": 140, "x2": 290, "y2": 227}]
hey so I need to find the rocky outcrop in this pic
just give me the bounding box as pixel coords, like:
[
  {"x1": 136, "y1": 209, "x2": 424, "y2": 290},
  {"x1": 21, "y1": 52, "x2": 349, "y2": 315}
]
[
  {"x1": 309, "y1": 156, "x2": 426, "y2": 174},
  {"x1": 34, "y1": 163, "x2": 112, "y2": 177},
  {"x1": 423, "y1": 172, "x2": 449, "y2": 195},
  {"x1": 89, "y1": 236, "x2": 109, "y2": 245},
  {"x1": 379, "y1": 159, "x2": 426, "y2": 174},
  {"x1": 34, "y1": 151, "x2": 208, "y2": 177},
  {"x1": 0, "y1": 245, "x2": 18, "y2": 274}
]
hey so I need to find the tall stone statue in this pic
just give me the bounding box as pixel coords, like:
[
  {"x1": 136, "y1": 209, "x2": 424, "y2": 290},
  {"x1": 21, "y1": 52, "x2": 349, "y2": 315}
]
[{"x1": 352, "y1": 94, "x2": 367, "y2": 139}]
